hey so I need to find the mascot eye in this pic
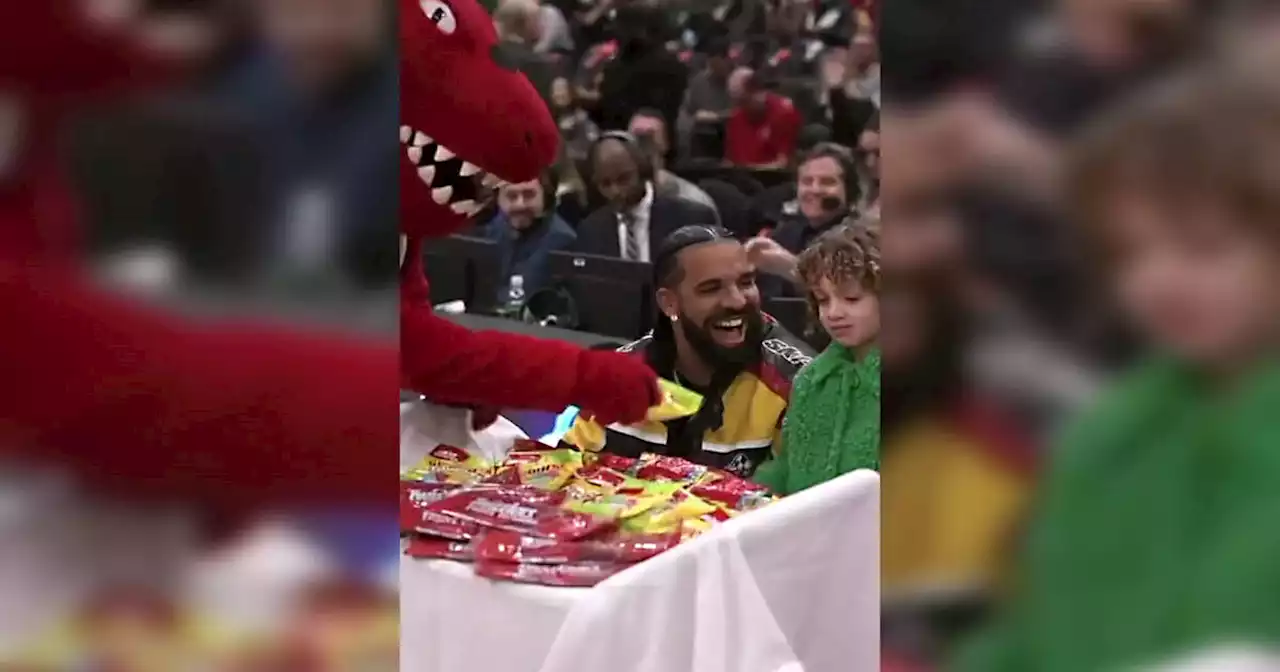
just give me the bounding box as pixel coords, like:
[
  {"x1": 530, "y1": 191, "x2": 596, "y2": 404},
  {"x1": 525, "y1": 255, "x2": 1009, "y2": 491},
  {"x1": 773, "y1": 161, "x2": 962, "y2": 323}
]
[{"x1": 420, "y1": 0, "x2": 457, "y2": 34}]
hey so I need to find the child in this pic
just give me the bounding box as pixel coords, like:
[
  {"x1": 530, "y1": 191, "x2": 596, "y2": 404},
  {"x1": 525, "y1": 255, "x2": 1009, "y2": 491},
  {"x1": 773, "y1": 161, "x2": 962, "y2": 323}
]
[
  {"x1": 754, "y1": 222, "x2": 881, "y2": 495},
  {"x1": 956, "y1": 63, "x2": 1280, "y2": 671}
]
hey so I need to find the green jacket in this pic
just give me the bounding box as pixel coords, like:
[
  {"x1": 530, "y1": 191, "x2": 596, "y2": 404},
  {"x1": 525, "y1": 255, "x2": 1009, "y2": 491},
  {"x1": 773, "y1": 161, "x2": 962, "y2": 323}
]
[
  {"x1": 753, "y1": 344, "x2": 880, "y2": 496},
  {"x1": 956, "y1": 356, "x2": 1280, "y2": 671}
]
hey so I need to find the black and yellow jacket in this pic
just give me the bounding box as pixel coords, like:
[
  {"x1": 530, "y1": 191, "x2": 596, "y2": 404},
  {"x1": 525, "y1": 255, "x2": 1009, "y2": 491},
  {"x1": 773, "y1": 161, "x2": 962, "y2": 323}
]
[{"x1": 562, "y1": 318, "x2": 815, "y2": 478}]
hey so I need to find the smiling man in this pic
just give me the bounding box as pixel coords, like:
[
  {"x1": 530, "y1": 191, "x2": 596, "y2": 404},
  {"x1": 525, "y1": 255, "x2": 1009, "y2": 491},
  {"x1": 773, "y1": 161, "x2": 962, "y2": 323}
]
[{"x1": 562, "y1": 226, "x2": 816, "y2": 477}]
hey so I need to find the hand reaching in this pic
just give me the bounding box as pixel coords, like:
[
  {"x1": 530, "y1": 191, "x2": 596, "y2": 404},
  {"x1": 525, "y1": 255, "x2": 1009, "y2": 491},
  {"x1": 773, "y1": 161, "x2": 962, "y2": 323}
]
[
  {"x1": 573, "y1": 349, "x2": 660, "y2": 426},
  {"x1": 745, "y1": 236, "x2": 798, "y2": 278}
]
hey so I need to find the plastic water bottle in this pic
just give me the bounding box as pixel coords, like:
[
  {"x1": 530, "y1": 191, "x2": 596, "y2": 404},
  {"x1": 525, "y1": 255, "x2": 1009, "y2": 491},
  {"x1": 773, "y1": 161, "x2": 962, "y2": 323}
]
[{"x1": 504, "y1": 274, "x2": 526, "y2": 317}]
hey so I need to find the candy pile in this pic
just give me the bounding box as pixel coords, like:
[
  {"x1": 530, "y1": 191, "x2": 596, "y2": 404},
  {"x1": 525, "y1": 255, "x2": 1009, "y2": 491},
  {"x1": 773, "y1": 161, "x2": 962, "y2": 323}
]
[{"x1": 400, "y1": 440, "x2": 775, "y2": 587}]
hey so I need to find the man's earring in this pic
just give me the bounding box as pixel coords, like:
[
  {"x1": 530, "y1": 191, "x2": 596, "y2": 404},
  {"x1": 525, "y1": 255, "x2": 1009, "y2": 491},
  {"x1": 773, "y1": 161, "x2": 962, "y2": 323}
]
[{"x1": 670, "y1": 314, "x2": 679, "y2": 323}]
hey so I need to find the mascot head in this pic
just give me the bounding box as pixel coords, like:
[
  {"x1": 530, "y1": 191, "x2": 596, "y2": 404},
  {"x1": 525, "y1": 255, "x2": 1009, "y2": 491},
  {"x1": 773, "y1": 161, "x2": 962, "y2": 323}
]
[{"x1": 400, "y1": 0, "x2": 559, "y2": 239}]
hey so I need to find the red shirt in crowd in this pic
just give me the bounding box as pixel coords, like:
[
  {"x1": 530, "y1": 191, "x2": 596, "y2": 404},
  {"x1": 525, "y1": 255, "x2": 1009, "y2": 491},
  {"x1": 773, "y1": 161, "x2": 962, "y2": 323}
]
[{"x1": 725, "y1": 93, "x2": 801, "y2": 167}]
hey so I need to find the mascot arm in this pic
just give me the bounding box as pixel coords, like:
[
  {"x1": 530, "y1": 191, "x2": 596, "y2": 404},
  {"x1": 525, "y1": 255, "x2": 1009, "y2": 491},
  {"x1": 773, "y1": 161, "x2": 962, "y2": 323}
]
[
  {"x1": 0, "y1": 266, "x2": 395, "y2": 515},
  {"x1": 401, "y1": 305, "x2": 658, "y2": 422}
]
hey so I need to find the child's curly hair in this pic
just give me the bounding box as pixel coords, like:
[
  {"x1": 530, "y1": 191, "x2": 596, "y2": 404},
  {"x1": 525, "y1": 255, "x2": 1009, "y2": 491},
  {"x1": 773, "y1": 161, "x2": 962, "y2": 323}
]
[
  {"x1": 790, "y1": 218, "x2": 880, "y2": 338},
  {"x1": 796, "y1": 218, "x2": 881, "y2": 300}
]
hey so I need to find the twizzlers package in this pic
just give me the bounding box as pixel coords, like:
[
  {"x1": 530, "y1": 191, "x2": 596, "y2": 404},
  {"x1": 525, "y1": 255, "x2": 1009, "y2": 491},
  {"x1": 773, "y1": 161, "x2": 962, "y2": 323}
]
[
  {"x1": 475, "y1": 529, "x2": 679, "y2": 565},
  {"x1": 475, "y1": 560, "x2": 630, "y2": 587},
  {"x1": 400, "y1": 481, "x2": 481, "y2": 540},
  {"x1": 405, "y1": 536, "x2": 475, "y2": 562},
  {"x1": 427, "y1": 487, "x2": 614, "y2": 540}
]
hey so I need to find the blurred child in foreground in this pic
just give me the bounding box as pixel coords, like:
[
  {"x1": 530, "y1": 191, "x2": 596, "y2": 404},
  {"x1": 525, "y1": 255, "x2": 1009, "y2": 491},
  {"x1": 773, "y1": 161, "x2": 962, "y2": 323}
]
[
  {"x1": 957, "y1": 61, "x2": 1280, "y2": 671},
  {"x1": 753, "y1": 222, "x2": 880, "y2": 495}
]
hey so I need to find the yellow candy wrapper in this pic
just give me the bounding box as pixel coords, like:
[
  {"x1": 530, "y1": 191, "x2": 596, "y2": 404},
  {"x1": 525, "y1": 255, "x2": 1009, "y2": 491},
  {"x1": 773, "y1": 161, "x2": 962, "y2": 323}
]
[
  {"x1": 489, "y1": 448, "x2": 584, "y2": 490},
  {"x1": 404, "y1": 444, "x2": 495, "y2": 484},
  {"x1": 646, "y1": 378, "x2": 704, "y2": 422},
  {"x1": 620, "y1": 489, "x2": 719, "y2": 534},
  {"x1": 566, "y1": 480, "x2": 683, "y2": 520}
]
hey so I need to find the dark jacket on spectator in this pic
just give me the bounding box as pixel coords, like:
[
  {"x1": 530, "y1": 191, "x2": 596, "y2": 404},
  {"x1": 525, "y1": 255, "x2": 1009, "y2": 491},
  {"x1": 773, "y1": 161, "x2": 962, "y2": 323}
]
[
  {"x1": 482, "y1": 212, "x2": 578, "y2": 304},
  {"x1": 574, "y1": 196, "x2": 718, "y2": 259},
  {"x1": 498, "y1": 37, "x2": 557, "y2": 109},
  {"x1": 597, "y1": 25, "x2": 689, "y2": 134}
]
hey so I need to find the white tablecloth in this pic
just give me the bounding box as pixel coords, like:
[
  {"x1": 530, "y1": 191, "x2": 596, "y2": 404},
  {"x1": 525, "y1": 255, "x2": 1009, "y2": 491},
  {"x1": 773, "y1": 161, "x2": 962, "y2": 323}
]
[{"x1": 401, "y1": 469, "x2": 880, "y2": 672}]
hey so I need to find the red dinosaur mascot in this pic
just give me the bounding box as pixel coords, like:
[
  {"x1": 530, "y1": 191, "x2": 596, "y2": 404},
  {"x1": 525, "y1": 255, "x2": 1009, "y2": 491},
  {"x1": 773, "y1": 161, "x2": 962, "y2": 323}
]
[
  {"x1": 0, "y1": 3, "x2": 394, "y2": 518},
  {"x1": 399, "y1": 0, "x2": 659, "y2": 424}
]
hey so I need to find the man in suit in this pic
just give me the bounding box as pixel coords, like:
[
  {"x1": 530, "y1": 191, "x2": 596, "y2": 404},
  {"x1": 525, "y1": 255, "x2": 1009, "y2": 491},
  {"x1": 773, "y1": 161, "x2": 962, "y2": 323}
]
[
  {"x1": 575, "y1": 134, "x2": 718, "y2": 261},
  {"x1": 480, "y1": 176, "x2": 577, "y2": 305}
]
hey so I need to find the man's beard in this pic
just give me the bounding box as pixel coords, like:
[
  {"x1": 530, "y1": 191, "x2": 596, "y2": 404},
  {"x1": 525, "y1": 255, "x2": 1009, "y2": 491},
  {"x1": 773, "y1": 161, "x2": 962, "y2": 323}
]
[{"x1": 677, "y1": 307, "x2": 765, "y2": 372}]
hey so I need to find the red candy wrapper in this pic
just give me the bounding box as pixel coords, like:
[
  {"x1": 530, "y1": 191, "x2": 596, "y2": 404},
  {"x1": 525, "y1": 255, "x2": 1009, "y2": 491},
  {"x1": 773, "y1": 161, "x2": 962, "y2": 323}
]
[
  {"x1": 405, "y1": 536, "x2": 475, "y2": 561},
  {"x1": 635, "y1": 455, "x2": 708, "y2": 483},
  {"x1": 400, "y1": 482, "x2": 481, "y2": 540},
  {"x1": 427, "y1": 488, "x2": 613, "y2": 540},
  {"x1": 591, "y1": 453, "x2": 639, "y2": 473},
  {"x1": 691, "y1": 468, "x2": 774, "y2": 509},
  {"x1": 575, "y1": 464, "x2": 630, "y2": 489},
  {"x1": 690, "y1": 477, "x2": 773, "y2": 510},
  {"x1": 475, "y1": 560, "x2": 630, "y2": 587},
  {"x1": 475, "y1": 529, "x2": 680, "y2": 565},
  {"x1": 511, "y1": 439, "x2": 558, "y2": 452}
]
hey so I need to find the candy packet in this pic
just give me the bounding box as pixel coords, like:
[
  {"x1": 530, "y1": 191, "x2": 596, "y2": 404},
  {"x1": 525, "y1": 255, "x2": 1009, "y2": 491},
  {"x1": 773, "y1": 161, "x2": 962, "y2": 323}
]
[
  {"x1": 404, "y1": 536, "x2": 475, "y2": 562},
  {"x1": 677, "y1": 507, "x2": 736, "y2": 541},
  {"x1": 645, "y1": 378, "x2": 703, "y2": 422},
  {"x1": 427, "y1": 487, "x2": 613, "y2": 540},
  {"x1": 586, "y1": 452, "x2": 640, "y2": 474},
  {"x1": 406, "y1": 444, "x2": 493, "y2": 484},
  {"x1": 690, "y1": 479, "x2": 775, "y2": 511},
  {"x1": 510, "y1": 438, "x2": 558, "y2": 453},
  {"x1": 400, "y1": 482, "x2": 482, "y2": 540},
  {"x1": 475, "y1": 560, "x2": 630, "y2": 587},
  {"x1": 635, "y1": 454, "x2": 709, "y2": 483},
  {"x1": 573, "y1": 464, "x2": 631, "y2": 490},
  {"x1": 475, "y1": 529, "x2": 679, "y2": 565},
  {"x1": 490, "y1": 449, "x2": 584, "y2": 491},
  {"x1": 620, "y1": 488, "x2": 719, "y2": 534},
  {"x1": 565, "y1": 480, "x2": 682, "y2": 520}
]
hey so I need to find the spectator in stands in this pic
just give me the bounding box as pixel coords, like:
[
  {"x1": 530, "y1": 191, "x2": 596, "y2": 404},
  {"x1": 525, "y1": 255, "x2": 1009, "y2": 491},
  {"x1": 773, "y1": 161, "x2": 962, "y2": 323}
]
[
  {"x1": 222, "y1": 0, "x2": 398, "y2": 291},
  {"x1": 684, "y1": 41, "x2": 737, "y2": 123},
  {"x1": 533, "y1": 0, "x2": 574, "y2": 55},
  {"x1": 562, "y1": 226, "x2": 816, "y2": 477},
  {"x1": 572, "y1": 39, "x2": 614, "y2": 117},
  {"x1": 628, "y1": 109, "x2": 720, "y2": 217},
  {"x1": 596, "y1": 5, "x2": 689, "y2": 134},
  {"x1": 480, "y1": 175, "x2": 577, "y2": 306},
  {"x1": 859, "y1": 112, "x2": 880, "y2": 215},
  {"x1": 725, "y1": 70, "x2": 801, "y2": 168},
  {"x1": 575, "y1": 134, "x2": 717, "y2": 261},
  {"x1": 822, "y1": 36, "x2": 879, "y2": 149},
  {"x1": 754, "y1": 222, "x2": 881, "y2": 496},
  {"x1": 769, "y1": 143, "x2": 854, "y2": 250},
  {"x1": 679, "y1": 39, "x2": 736, "y2": 158},
  {"x1": 550, "y1": 76, "x2": 600, "y2": 163},
  {"x1": 746, "y1": 143, "x2": 855, "y2": 297},
  {"x1": 493, "y1": 0, "x2": 555, "y2": 106}
]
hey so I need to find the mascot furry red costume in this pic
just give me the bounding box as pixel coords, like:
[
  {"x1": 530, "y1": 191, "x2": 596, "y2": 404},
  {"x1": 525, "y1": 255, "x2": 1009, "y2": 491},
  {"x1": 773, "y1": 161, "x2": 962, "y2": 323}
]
[
  {"x1": 399, "y1": 0, "x2": 659, "y2": 425},
  {"x1": 0, "y1": 3, "x2": 394, "y2": 518}
]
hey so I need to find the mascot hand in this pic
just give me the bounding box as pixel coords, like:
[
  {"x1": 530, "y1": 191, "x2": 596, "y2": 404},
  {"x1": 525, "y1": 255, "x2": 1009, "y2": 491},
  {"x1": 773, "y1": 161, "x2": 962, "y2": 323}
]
[{"x1": 573, "y1": 349, "x2": 660, "y2": 426}]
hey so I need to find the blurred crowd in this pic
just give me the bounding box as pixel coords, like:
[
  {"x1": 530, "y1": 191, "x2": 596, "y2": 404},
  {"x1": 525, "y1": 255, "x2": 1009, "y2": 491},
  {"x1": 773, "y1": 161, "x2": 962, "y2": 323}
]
[
  {"x1": 77, "y1": 0, "x2": 398, "y2": 304},
  {"x1": 2, "y1": 0, "x2": 401, "y2": 667},
  {"x1": 880, "y1": 0, "x2": 1280, "y2": 669}
]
